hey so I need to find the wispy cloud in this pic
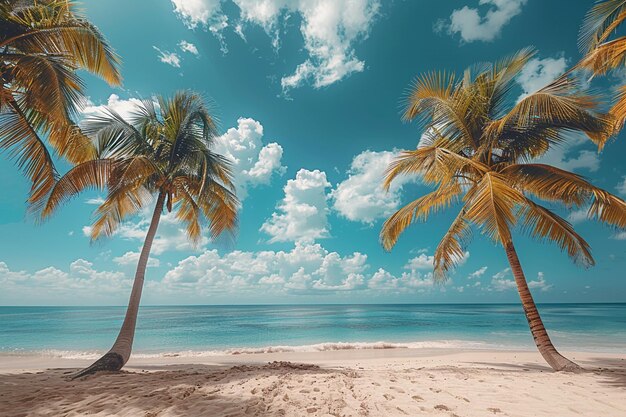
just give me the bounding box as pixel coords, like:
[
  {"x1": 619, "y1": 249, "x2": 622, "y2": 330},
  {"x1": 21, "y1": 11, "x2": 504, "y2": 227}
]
[{"x1": 153, "y1": 46, "x2": 181, "y2": 68}]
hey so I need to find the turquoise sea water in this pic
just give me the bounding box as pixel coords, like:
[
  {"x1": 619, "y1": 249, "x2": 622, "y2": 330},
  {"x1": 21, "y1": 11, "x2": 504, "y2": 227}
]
[{"x1": 0, "y1": 304, "x2": 624, "y2": 358}]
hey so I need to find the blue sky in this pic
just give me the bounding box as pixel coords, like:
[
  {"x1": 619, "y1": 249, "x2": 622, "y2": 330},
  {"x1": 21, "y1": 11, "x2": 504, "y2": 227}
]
[{"x1": 1, "y1": 0, "x2": 626, "y2": 305}]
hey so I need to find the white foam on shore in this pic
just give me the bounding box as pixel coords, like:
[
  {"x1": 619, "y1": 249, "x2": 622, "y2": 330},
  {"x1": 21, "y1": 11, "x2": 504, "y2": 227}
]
[{"x1": 1, "y1": 340, "x2": 511, "y2": 360}]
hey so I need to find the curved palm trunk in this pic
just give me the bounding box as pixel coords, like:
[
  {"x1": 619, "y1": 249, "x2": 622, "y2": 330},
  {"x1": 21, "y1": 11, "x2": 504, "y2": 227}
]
[
  {"x1": 504, "y1": 241, "x2": 581, "y2": 372},
  {"x1": 72, "y1": 192, "x2": 166, "y2": 378}
]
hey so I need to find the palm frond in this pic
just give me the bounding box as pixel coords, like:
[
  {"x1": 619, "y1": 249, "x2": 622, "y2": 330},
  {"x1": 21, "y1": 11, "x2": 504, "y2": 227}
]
[
  {"x1": 384, "y1": 146, "x2": 486, "y2": 189},
  {"x1": 41, "y1": 158, "x2": 114, "y2": 218},
  {"x1": 463, "y1": 172, "x2": 525, "y2": 245},
  {"x1": 433, "y1": 208, "x2": 472, "y2": 281},
  {"x1": 517, "y1": 199, "x2": 594, "y2": 266},
  {"x1": 579, "y1": 0, "x2": 626, "y2": 52},
  {"x1": 380, "y1": 183, "x2": 462, "y2": 251},
  {"x1": 0, "y1": 101, "x2": 57, "y2": 205}
]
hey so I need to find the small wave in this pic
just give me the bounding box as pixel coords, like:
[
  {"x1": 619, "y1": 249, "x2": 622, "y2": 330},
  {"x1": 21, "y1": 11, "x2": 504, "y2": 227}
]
[{"x1": 0, "y1": 339, "x2": 501, "y2": 359}]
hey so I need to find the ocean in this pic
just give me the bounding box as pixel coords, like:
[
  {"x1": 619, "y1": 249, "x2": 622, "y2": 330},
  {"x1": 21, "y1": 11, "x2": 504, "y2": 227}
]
[{"x1": 0, "y1": 303, "x2": 624, "y2": 359}]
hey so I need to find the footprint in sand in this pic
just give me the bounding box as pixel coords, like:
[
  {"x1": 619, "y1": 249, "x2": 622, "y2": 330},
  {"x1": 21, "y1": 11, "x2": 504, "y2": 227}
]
[
  {"x1": 434, "y1": 404, "x2": 451, "y2": 411},
  {"x1": 383, "y1": 393, "x2": 395, "y2": 400},
  {"x1": 412, "y1": 395, "x2": 424, "y2": 402},
  {"x1": 390, "y1": 386, "x2": 405, "y2": 394}
]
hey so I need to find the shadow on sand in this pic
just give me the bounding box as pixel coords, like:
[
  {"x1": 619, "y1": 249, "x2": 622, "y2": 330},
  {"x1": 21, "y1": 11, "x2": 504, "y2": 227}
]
[
  {"x1": 0, "y1": 362, "x2": 330, "y2": 417},
  {"x1": 469, "y1": 356, "x2": 626, "y2": 389}
]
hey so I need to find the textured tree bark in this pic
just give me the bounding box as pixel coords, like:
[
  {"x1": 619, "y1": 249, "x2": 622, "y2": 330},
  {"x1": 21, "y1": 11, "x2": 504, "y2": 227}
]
[
  {"x1": 505, "y1": 241, "x2": 581, "y2": 372},
  {"x1": 71, "y1": 191, "x2": 166, "y2": 378}
]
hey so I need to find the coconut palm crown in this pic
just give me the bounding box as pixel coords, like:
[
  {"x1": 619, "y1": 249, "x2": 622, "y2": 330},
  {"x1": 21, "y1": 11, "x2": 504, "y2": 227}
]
[
  {"x1": 381, "y1": 48, "x2": 626, "y2": 371},
  {"x1": 578, "y1": 0, "x2": 626, "y2": 138},
  {"x1": 41, "y1": 91, "x2": 239, "y2": 376},
  {"x1": 0, "y1": 0, "x2": 121, "y2": 206}
]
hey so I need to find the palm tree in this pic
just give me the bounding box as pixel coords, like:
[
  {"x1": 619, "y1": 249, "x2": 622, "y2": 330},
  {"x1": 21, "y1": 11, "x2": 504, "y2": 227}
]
[
  {"x1": 0, "y1": 0, "x2": 121, "y2": 206},
  {"x1": 578, "y1": 0, "x2": 626, "y2": 139},
  {"x1": 381, "y1": 48, "x2": 626, "y2": 372},
  {"x1": 42, "y1": 91, "x2": 239, "y2": 376}
]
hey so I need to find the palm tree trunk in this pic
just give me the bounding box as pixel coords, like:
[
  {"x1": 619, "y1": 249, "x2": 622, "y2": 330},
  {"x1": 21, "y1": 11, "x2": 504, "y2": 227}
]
[
  {"x1": 72, "y1": 191, "x2": 166, "y2": 378},
  {"x1": 504, "y1": 241, "x2": 581, "y2": 372}
]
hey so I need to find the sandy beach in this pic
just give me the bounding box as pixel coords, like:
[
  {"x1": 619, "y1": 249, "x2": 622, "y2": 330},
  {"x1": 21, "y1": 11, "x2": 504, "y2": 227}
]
[{"x1": 0, "y1": 348, "x2": 624, "y2": 417}]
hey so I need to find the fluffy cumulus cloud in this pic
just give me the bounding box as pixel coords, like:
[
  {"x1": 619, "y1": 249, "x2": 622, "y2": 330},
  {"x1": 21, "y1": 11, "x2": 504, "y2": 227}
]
[
  {"x1": 83, "y1": 209, "x2": 210, "y2": 256},
  {"x1": 436, "y1": 0, "x2": 527, "y2": 43},
  {"x1": 261, "y1": 169, "x2": 331, "y2": 243},
  {"x1": 170, "y1": 0, "x2": 380, "y2": 91},
  {"x1": 533, "y1": 132, "x2": 600, "y2": 173},
  {"x1": 153, "y1": 46, "x2": 182, "y2": 67},
  {"x1": 164, "y1": 243, "x2": 442, "y2": 294},
  {"x1": 178, "y1": 40, "x2": 199, "y2": 55},
  {"x1": 517, "y1": 55, "x2": 568, "y2": 100},
  {"x1": 171, "y1": 0, "x2": 227, "y2": 31},
  {"x1": 0, "y1": 260, "x2": 131, "y2": 304},
  {"x1": 489, "y1": 268, "x2": 551, "y2": 292},
  {"x1": 82, "y1": 94, "x2": 149, "y2": 120},
  {"x1": 331, "y1": 150, "x2": 416, "y2": 224},
  {"x1": 213, "y1": 118, "x2": 285, "y2": 199},
  {"x1": 113, "y1": 251, "x2": 160, "y2": 268}
]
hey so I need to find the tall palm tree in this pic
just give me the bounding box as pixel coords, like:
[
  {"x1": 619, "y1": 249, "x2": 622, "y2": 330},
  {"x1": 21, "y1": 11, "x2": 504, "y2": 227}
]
[
  {"x1": 381, "y1": 48, "x2": 626, "y2": 372},
  {"x1": 42, "y1": 91, "x2": 239, "y2": 376},
  {"x1": 578, "y1": 0, "x2": 626, "y2": 139},
  {"x1": 0, "y1": 0, "x2": 121, "y2": 206}
]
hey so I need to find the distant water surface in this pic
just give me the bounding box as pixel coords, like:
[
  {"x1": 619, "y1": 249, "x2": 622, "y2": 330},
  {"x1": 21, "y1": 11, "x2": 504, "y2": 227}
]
[{"x1": 0, "y1": 304, "x2": 624, "y2": 358}]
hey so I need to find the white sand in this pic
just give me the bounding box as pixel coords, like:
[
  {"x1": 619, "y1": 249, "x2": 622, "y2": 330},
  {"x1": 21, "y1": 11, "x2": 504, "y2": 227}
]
[{"x1": 0, "y1": 349, "x2": 624, "y2": 416}]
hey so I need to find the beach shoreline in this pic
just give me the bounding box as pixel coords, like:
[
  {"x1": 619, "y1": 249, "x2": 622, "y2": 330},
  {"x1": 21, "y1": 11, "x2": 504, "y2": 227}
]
[{"x1": 1, "y1": 348, "x2": 624, "y2": 416}]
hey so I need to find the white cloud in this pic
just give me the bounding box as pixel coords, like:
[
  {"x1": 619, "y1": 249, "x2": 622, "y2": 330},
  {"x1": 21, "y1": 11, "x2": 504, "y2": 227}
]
[
  {"x1": 170, "y1": 0, "x2": 380, "y2": 91},
  {"x1": 171, "y1": 0, "x2": 225, "y2": 29},
  {"x1": 163, "y1": 242, "x2": 369, "y2": 293},
  {"x1": 213, "y1": 118, "x2": 285, "y2": 199},
  {"x1": 437, "y1": 0, "x2": 527, "y2": 43},
  {"x1": 85, "y1": 197, "x2": 105, "y2": 205},
  {"x1": 113, "y1": 251, "x2": 160, "y2": 268},
  {"x1": 153, "y1": 46, "x2": 182, "y2": 68},
  {"x1": 331, "y1": 150, "x2": 416, "y2": 224},
  {"x1": 261, "y1": 169, "x2": 331, "y2": 243},
  {"x1": 490, "y1": 268, "x2": 516, "y2": 291},
  {"x1": 404, "y1": 253, "x2": 435, "y2": 271},
  {"x1": 179, "y1": 40, "x2": 199, "y2": 55},
  {"x1": 489, "y1": 268, "x2": 551, "y2": 292},
  {"x1": 468, "y1": 266, "x2": 488, "y2": 279},
  {"x1": 368, "y1": 267, "x2": 433, "y2": 292},
  {"x1": 82, "y1": 94, "x2": 150, "y2": 120},
  {"x1": 567, "y1": 208, "x2": 588, "y2": 225},
  {"x1": 611, "y1": 231, "x2": 626, "y2": 240},
  {"x1": 616, "y1": 176, "x2": 626, "y2": 196},
  {"x1": 533, "y1": 133, "x2": 601, "y2": 173},
  {"x1": 517, "y1": 55, "x2": 568, "y2": 100},
  {"x1": 274, "y1": 0, "x2": 380, "y2": 92},
  {"x1": 528, "y1": 271, "x2": 552, "y2": 292},
  {"x1": 0, "y1": 260, "x2": 131, "y2": 304},
  {"x1": 83, "y1": 204, "x2": 209, "y2": 255}
]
